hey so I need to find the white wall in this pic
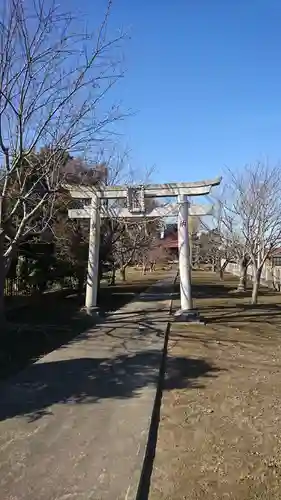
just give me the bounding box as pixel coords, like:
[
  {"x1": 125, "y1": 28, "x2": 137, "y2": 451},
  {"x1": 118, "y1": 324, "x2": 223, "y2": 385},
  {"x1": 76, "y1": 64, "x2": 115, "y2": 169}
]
[{"x1": 223, "y1": 260, "x2": 281, "y2": 290}]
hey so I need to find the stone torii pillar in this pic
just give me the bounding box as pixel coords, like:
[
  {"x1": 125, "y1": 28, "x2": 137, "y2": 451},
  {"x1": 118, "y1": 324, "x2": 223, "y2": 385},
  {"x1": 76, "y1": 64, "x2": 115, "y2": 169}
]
[
  {"x1": 85, "y1": 194, "x2": 100, "y2": 315},
  {"x1": 67, "y1": 177, "x2": 221, "y2": 319},
  {"x1": 177, "y1": 195, "x2": 193, "y2": 313}
]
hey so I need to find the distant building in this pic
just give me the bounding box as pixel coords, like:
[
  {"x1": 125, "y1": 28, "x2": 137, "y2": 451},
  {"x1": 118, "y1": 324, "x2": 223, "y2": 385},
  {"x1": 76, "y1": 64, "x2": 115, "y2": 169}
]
[
  {"x1": 270, "y1": 248, "x2": 281, "y2": 267},
  {"x1": 157, "y1": 223, "x2": 198, "y2": 264},
  {"x1": 156, "y1": 224, "x2": 178, "y2": 259},
  {"x1": 160, "y1": 230, "x2": 178, "y2": 259}
]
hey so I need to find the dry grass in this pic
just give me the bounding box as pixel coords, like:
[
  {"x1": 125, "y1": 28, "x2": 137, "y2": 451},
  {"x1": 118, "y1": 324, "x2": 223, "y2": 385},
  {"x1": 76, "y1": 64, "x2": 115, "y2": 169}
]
[{"x1": 150, "y1": 271, "x2": 281, "y2": 500}]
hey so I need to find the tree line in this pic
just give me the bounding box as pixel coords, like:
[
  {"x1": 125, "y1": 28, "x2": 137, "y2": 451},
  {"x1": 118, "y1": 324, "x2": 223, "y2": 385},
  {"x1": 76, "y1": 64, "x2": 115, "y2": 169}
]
[
  {"x1": 1, "y1": 0, "x2": 280, "y2": 324},
  {"x1": 193, "y1": 163, "x2": 281, "y2": 305},
  {"x1": 0, "y1": 0, "x2": 166, "y2": 325}
]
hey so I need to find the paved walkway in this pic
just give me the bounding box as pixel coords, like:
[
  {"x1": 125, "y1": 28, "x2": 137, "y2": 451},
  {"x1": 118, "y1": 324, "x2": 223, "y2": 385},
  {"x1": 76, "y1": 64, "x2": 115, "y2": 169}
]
[{"x1": 0, "y1": 273, "x2": 175, "y2": 500}]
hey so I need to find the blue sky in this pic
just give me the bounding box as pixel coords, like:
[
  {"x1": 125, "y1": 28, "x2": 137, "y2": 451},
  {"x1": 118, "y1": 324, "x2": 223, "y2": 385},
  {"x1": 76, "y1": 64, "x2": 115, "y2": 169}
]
[{"x1": 68, "y1": 0, "x2": 281, "y2": 183}]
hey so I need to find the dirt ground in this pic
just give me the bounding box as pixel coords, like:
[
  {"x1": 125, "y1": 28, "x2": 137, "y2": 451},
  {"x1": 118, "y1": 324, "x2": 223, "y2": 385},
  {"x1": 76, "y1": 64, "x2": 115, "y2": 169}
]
[{"x1": 150, "y1": 271, "x2": 281, "y2": 500}]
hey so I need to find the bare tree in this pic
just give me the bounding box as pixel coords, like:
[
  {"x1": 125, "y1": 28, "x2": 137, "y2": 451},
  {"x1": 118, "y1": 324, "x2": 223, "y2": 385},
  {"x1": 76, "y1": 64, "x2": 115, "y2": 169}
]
[
  {"x1": 222, "y1": 163, "x2": 281, "y2": 303},
  {"x1": 216, "y1": 199, "x2": 249, "y2": 288},
  {"x1": 201, "y1": 185, "x2": 250, "y2": 288},
  {"x1": 107, "y1": 217, "x2": 160, "y2": 282},
  {"x1": 194, "y1": 228, "x2": 222, "y2": 271},
  {"x1": 140, "y1": 239, "x2": 169, "y2": 274},
  {"x1": 0, "y1": 0, "x2": 126, "y2": 321}
]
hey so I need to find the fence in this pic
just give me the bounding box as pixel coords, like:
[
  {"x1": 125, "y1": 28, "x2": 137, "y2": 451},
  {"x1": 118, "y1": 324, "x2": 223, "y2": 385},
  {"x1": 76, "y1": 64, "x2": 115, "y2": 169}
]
[
  {"x1": 4, "y1": 278, "x2": 32, "y2": 298},
  {"x1": 224, "y1": 261, "x2": 281, "y2": 290},
  {"x1": 4, "y1": 275, "x2": 79, "y2": 298}
]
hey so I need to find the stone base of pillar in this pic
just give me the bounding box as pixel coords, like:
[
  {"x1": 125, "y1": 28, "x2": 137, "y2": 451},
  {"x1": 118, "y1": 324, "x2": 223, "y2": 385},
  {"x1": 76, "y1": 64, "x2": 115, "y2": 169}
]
[
  {"x1": 83, "y1": 306, "x2": 100, "y2": 317},
  {"x1": 174, "y1": 308, "x2": 205, "y2": 324}
]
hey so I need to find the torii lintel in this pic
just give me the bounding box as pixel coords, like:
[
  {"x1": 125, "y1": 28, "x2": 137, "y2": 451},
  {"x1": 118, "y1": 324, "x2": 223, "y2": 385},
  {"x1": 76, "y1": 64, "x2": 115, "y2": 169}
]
[{"x1": 66, "y1": 177, "x2": 222, "y2": 200}]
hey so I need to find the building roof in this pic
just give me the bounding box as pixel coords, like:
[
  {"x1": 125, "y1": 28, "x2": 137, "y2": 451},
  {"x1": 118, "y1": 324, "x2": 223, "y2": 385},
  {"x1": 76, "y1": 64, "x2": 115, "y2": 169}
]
[
  {"x1": 159, "y1": 232, "x2": 178, "y2": 249},
  {"x1": 271, "y1": 247, "x2": 281, "y2": 256}
]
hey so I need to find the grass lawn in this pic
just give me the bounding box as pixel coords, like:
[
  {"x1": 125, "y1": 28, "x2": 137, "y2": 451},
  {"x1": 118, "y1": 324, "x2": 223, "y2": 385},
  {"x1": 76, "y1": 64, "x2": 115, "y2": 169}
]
[
  {"x1": 1, "y1": 267, "x2": 171, "y2": 381},
  {"x1": 150, "y1": 271, "x2": 281, "y2": 500}
]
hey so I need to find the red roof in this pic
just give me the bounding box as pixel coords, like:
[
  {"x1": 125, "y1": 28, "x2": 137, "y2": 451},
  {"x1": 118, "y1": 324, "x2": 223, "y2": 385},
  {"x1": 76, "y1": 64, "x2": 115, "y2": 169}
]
[
  {"x1": 159, "y1": 234, "x2": 178, "y2": 249},
  {"x1": 271, "y1": 247, "x2": 281, "y2": 256}
]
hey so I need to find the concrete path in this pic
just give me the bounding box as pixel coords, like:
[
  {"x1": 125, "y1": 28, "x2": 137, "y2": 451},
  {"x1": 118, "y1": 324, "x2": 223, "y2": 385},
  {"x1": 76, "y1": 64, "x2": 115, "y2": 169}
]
[{"x1": 0, "y1": 273, "x2": 175, "y2": 500}]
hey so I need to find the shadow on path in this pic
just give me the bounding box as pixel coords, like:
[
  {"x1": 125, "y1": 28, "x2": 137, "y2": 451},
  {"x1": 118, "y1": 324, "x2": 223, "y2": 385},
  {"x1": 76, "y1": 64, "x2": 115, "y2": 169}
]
[
  {"x1": 0, "y1": 280, "x2": 171, "y2": 382},
  {"x1": 0, "y1": 351, "x2": 220, "y2": 424}
]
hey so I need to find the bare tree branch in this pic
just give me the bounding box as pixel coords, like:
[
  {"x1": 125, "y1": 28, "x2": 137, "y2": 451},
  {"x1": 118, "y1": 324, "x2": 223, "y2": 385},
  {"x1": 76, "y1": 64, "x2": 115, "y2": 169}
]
[
  {"x1": 0, "y1": 0, "x2": 127, "y2": 319},
  {"x1": 219, "y1": 163, "x2": 281, "y2": 303}
]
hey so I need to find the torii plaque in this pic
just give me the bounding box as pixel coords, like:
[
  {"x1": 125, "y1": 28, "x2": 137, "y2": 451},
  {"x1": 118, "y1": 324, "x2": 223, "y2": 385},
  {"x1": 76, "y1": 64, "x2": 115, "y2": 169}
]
[{"x1": 67, "y1": 177, "x2": 221, "y2": 320}]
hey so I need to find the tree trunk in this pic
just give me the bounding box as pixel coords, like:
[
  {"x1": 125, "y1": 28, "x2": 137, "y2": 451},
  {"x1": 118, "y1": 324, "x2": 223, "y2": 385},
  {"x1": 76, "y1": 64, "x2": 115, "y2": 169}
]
[
  {"x1": 120, "y1": 267, "x2": 126, "y2": 281},
  {"x1": 219, "y1": 260, "x2": 228, "y2": 280},
  {"x1": 110, "y1": 266, "x2": 116, "y2": 285},
  {"x1": 0, "y1": 235, "x2": 13, "y2": 327},
  {"x1": 237, "y1": 258, "x2": 248, "y2": 292},
  {"x1": 0, "y1": 256, "x2": 6, "y2": 327},
  {"x1": 77, "y1": 269, "x2": 85, "y2": 297},
  {"x1": 251, "y1": 268, "x2": 261, "y2": 305}
]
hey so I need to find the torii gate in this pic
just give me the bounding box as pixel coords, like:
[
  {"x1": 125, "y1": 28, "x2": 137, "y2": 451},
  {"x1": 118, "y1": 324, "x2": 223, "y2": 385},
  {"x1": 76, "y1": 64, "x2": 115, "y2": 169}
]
[{"x1": 67, "y1": 177, "x2": 221, "y2": 320}]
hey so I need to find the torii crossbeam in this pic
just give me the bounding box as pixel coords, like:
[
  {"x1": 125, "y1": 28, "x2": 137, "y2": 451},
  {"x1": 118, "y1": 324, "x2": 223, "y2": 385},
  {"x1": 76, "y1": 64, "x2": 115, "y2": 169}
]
[{"x1": 67, "y1": 177, "x2": 221, "y2": 320}]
